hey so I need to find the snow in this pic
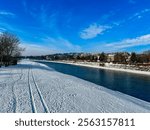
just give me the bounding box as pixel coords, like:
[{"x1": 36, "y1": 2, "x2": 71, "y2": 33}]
[{"x1": 0, "y1": 60, "x2": 150, "y2": 113}]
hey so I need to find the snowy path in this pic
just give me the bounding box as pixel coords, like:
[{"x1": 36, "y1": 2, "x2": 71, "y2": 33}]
[{"x1": 0, "y1": 60, "x2": 150, "y2": 113}]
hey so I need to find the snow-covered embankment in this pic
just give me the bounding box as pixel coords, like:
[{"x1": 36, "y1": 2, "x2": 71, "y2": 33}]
[{"x1": 0, "y1": 60, "x2": 150, "y2": 113}]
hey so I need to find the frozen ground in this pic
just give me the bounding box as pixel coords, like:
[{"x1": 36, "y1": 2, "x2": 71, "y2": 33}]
[{"x1": 0, "y1": 60, "x2": 150, "y2": 113}]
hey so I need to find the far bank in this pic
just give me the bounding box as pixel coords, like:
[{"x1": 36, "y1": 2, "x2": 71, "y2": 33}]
[{"x1": 39, "y1": 60, "x2": 150, "y2": 76}]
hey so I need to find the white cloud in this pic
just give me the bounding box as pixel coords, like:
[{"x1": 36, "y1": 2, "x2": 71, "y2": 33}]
[
  {"x1": 106, "y1": 34, "x2": 150, "y2": 49},
  {"x1": 80, "y1": 23, "x2": 110, "y2": 39},
  {"x1": 0, "y1": 11, "x2": 15, "y2": 17},
  {"x1": 88, "y1": 34, "x2": 150, "y2": 52}
]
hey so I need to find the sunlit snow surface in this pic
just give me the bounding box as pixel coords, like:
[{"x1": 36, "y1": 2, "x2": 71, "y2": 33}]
[{"x1": 0, "y1": 60, "x2": 150, "y2": 113}]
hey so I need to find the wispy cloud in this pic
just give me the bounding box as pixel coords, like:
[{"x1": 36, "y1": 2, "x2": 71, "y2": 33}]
[
  {"x1": 22, "y1": 0, "x2": 39, "y2": 18},
  {"x1": 0, "y1": 11, "x2": 15, "y2": 17},
  {"x1": 21, "y1": 36, "x2": 81, "y2": 56},
  {"x1": 21, "y1": 43, "x2": 57, "y2": 56},
  {"x1": 80, "y1": 23, "x2": 111, "y2": 39},
  {"x1": 129, "y1": 8, "x2": 150, "y2": 20},
  {"x1": 39, "y1": 5, "x2": 48, "y2": 24},
  {"x1": 0, "y1": 21, "x2": 24, "y2": 34},
  {"x1": 42, "y1": 36, "x2": 81, "y2": 52},
  {"x1": 22, "y1": 1, "x2": 48, "y2": 25},
  {"x1": 89, "y1": 34, "x2": 150, "y2": 52},
  {"x1": 57, "y1": 38, "x2": 81, "y2": 51},
  {"x1": 22, "y1": 0, "x2": 28, "y2": 13},
  {"x1": 112, "y1": 8, "x2": 150, "y2": 27},
  {"x1": 0, "y1": 27, "x2": 6, "y2": 34},
  {"x1": 22, "y1": 2, "x2": 56, "y2": 29},
  {"x1": 38, "y1": 5, "x2": 59, "y2": 32},
  {"x1": 129, "y1": 0, "x2": 136, "y2": 4},
  {"x1": 0, "y1": 27, "x2": 6, "y2": 31},
  {"x1": 106, "y1": 34, "x2": 150, "y2": 49}
]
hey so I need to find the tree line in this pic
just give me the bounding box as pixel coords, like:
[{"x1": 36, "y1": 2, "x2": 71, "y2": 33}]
[
  {"x1": 114, "y1": 52, "x2": 150, "y2": 64},
  {"x1": 0, "y1": 32, "x2": 23, "y2": 67},
  {"x1": 44, "y1": 52, "x2": 150, "y2": 65},
  {"x1": 25, "y1": 51, "x2": 150, "y2": 65}
]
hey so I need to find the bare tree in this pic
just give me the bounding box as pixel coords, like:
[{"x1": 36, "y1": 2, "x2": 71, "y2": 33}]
[
  {"x1": 114, "y1": 53, "x2": 126, "y2": 63},
  {"x1": 0, "y1": 32, "x2": 24, "y2": 66}
]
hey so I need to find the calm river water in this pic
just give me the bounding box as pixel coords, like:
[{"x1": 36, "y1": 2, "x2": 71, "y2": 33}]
[{"x1": 38, "y1": 61, "x2": 150, "y2": 102}]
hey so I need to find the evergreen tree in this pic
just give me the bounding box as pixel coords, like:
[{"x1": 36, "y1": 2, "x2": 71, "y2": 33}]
[{"x1": 130, "y1": 52, "x2": 137, "y2": 63}]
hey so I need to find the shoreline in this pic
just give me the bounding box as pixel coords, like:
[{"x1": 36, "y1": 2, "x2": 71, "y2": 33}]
[{"x1": 39, "y1": 60, "x2": 150, "y2": 76}]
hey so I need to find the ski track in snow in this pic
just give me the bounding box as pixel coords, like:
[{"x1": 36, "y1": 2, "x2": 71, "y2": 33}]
[
  {"x1": 31, "y1": 69, "x2": 50, "y2": 113},
  {"x1": 27, "y1": 66, "x2": 50, "y2": 113},
  {"x1": 28, "y1": 68, "x2": 37, "y2": 113},
  {"x1": 0, "y1": 60, "x2": 150, "y2": 113}
]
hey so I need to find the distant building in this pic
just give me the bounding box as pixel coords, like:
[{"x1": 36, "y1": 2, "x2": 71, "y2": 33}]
[
  {"x1": 107, "y1": 54, "x2": 115, "y2": 62},
  {"x1": 97, "y1": 55, "x2": 100, "y2": 62}
]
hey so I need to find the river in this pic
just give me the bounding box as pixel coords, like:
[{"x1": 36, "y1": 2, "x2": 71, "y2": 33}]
[{"x1": 38, "y1": 61, "x2": 150, "y2": 102}]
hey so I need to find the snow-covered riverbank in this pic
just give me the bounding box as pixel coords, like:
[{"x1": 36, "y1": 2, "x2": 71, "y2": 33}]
[
  {"x1": 0, "y1": 60, "x2": 150, "y2": 113},
  {"x1": 46, "y1": 60, "x2": 150, "y2": 76}
]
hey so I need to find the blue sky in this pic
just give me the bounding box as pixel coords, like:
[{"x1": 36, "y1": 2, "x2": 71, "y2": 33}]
[{"x1": 0, "y1": 0, "x2": 150, "y2": 55}]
